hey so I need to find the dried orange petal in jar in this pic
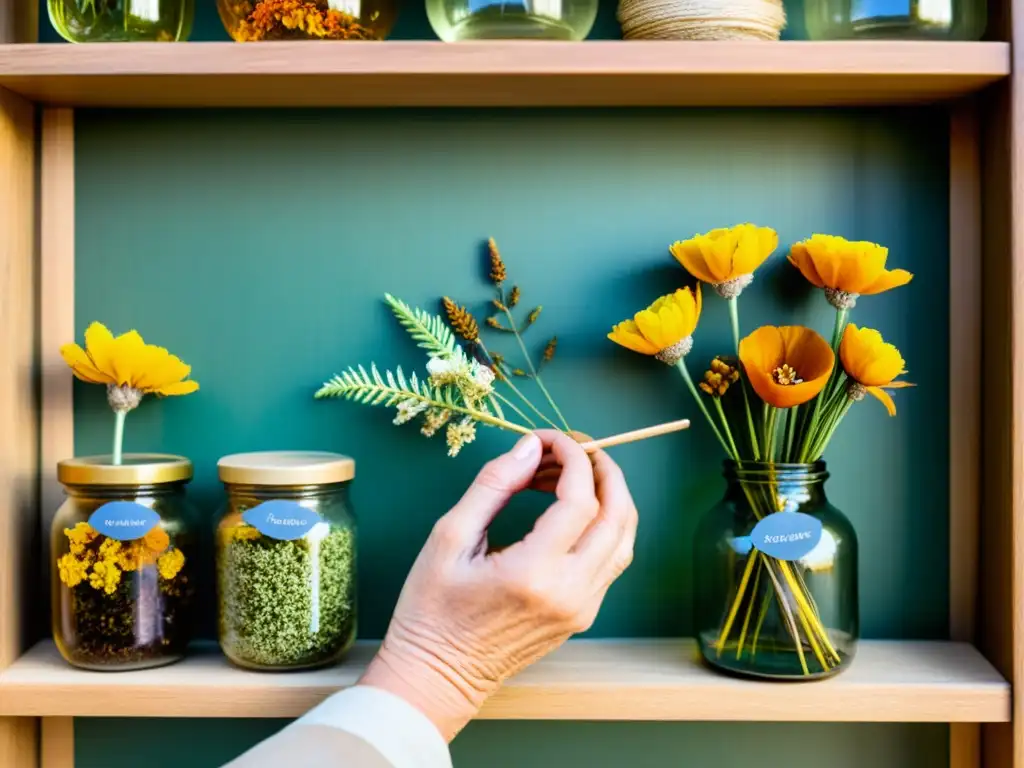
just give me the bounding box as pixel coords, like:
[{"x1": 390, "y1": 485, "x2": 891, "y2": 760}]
[{"x1": 217, "y1": 0, "x2": 398, "y2": 41}]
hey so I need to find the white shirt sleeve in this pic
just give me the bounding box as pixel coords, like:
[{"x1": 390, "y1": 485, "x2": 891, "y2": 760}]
[{"x1": 294, "y1": 685, "x2": 454, "y2": 768}]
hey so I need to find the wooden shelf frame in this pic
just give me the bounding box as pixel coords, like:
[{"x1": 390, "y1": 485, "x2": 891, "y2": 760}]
[
  {"x1": 0, "y1": 639, "x2": 1010, "y2": 722},
  {"x1": 0, "y1": 4, "x2": 1019, "y2": 768},
  {"x1": 0, "y1": 40, "x2": 1011, "y2": 108}
]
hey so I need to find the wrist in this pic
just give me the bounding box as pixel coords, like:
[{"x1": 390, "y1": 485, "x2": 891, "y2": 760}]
[{"x1": 359, "y1": 631, "x2": 493, "y2": 741}]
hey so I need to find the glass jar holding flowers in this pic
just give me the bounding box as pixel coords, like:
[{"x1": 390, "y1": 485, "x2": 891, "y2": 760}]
[
  {"x1": 609, "y1": 226, "x2": 913, "y2": 680},
  {"x1": 217, "y1": 0, "x2": 398, "y2": 41},
  {"x1": 53, "y1": 323, "x2": 199, "y2": 670},
  {"x1": 48, "y1": 0, "x2": 194, "y2": 42}
]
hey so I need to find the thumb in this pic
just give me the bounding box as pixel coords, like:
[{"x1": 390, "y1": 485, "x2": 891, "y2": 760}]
[{"x1": 444, "y1": 433, "x2": 543, "y2": 536}]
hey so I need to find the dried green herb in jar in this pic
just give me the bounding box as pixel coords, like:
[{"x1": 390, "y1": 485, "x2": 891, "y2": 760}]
[{"x1": 218, "y1": 523, "x2": 356, "y2": 669}]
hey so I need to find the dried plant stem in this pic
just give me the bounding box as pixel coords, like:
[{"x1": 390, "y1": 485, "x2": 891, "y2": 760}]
[
  {"x1": 492, "y1": 391, "x2": 537, "y2": 429},
  {"x1": 729, "y1": 298, "x2": 761, "y2": 460},
  {"x1": 478, "y1": 339, "x2": 561, "y2": 430},
  {"x1": 677, "y1": 360, "x2": 732, "y2": 457},
  {"x1": 112, "y1": 410, "x2": 127, "y2": 466},
  {"x1": 498, "y1": 291, "x2": 571, "y2": 432}
]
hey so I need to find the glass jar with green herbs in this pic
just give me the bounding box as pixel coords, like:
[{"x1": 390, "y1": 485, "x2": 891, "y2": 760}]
[
  {"x1": 52, "y1": 455, "x2": 196, "y2": 671},
  {"x1": 48, "y1": 0, "x2": 194, "y2": 42},
  {"x1": 216, "y1": 451, "x2": 357, "y2": 671}
]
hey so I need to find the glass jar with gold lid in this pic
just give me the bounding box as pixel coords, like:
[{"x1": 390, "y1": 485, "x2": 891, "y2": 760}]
[
  {"x1": 217, "y1": 1, "x2": 398, "y2": 41},
  {"x1": 216, "y1": 451, "x2": 357, "y2": 671},
  {"x1": 52, "y1": 454, "x2": 196, "y2": 671}
]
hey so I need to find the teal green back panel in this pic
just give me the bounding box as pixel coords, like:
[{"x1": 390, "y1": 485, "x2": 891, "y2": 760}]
[{"x1": 72, "y1": 108, "x2": 949, "y2": 767}]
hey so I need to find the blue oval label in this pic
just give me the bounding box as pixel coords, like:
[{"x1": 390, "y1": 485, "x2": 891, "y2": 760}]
[
  {"x1": 88, "y1": 502, "x2": 161, "y2": 541},
  {"x1": 750, "y1": 512, "x2": 823, "y2": 561},
  {"x1": 242, "y1": 500, "x2": 322, "y2": 540}
]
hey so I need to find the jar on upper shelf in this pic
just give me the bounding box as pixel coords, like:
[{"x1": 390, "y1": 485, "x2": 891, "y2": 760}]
[
  {"x1": 51, "y1": 455, "x2": 197, "y2": 671},
  {"x1": 48, "y1": 0, "x2": 194, "y2": 42},
  {"x1": 217, "y1": 0, "x2": 398, "y2": 41},
  {"x1": 804, "y1": 0, "x2": 985, "y2": 39},
  {"x1": 216, "y1": 451, "x2": 358, "y2": 671},
  {"x1": 427, "y1": 0, "x2": 598, "y2": 41}
]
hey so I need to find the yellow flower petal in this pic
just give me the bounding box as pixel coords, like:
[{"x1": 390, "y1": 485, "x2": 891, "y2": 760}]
[
  {"x1": 155, "y1": 380, "x2": 199, "y2": 396},
  {"x1": 135, "y1": 345, "x2": 192, "y2": 392},
  {"x1": 83, "y1": 322, "x2": 116, "y2": 380},
  {"x1": 787, "y1": 244, "x2": 825, "y2": 288},
  {"x1": 866, "y1": 386, "x2": 897, "y2": 416},
  {"x1": 860, "y1": 268, "x2": 914, "y2": 295},
  {"x1": 670, "y1": 240, "x2": 719, "y2": 284},
  {"x1": 608, "y1": 321, "x2": 660, "y2": 354},
  {"x1": 109, "y1": 330, "x2": 146, "y2": 387},
  {"x1": 60, "y1": 343, "x2": 114, "y2": 384}
]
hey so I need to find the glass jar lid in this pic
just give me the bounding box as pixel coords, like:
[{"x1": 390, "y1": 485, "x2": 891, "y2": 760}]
[
  {"x1": 58, "y1": 454, "x2": 193, "y2": 486},
  {"x1": 217, "y1": 451, "x2": 355, "y2": 486}
]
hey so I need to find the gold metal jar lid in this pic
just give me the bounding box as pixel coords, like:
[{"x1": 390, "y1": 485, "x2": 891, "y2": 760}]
[
  {"x1": 217, "y1": 451, "x2": 355, "y2": 486},
  {"x1": 58, "y1": 454, "x2": 193, "y2": 486}
]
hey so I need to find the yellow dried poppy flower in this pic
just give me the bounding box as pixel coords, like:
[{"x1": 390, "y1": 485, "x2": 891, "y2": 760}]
[
  {"x1": 839, "y1": 325, "x2": 914, "y2": 416},
  {"x1": 60, "y1": 322, "x2": 199, "y2": 413},
  {"x1": 670, "y1": 224, "x2": 778, "y2": 299},
  {"x1": 157, "y1": 548, "x2": 186, "y2": 581},
  {"x1": 739, "y1": 326, "x2": 835, "y2": 409},
  {"x1": 65, "y1": 522, "x2": 98, "y2": 555},
  {"x1": 788, "y1": 235, "x2": 913, "y2": 310},
  {"x1": 608, "y1": 286, "x2": 702, "y2": 365}
]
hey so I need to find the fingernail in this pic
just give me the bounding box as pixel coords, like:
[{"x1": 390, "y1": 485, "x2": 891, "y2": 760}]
[{"x1": 512, "y1": 433, "x2": 541, "y2": 460}]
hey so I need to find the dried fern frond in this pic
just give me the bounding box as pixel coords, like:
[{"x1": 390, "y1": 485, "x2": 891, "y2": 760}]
[{"x1": 385, "y1": 294, "x2": 466, "y2": 363}]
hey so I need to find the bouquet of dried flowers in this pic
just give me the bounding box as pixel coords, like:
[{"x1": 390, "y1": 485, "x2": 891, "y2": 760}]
[
  {"x1": 610, "y1": 224, "x2": 913, "y2": 677},
  {"x1": 316, "y1": 239, "x2": 572, "y2": 457}
]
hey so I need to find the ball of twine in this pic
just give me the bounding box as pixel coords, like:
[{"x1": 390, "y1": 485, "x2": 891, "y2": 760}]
[{"x1": 617, "y1": 0, "x2": 785, "y2": 40}]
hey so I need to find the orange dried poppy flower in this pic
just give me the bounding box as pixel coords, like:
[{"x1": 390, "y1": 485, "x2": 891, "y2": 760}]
[
  {"x1": 670, "y1": 224, "x2": 778, "y2": 299},
  {"x1": 788, "y1": 235, "x2": 912, "y2": 310},
  {"x1": 608, "y1": 286, "x2": 702, "y2": 365},
  {"x1": 839, "y1": 325, "x2": 914, "y2": 416},
  {"x1": 739, "y1": 326, "x2": 834, "y2": 409}
]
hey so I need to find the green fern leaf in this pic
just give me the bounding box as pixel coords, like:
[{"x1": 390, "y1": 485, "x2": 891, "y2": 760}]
[{"x1": 384, "y1": 293, "x2": 466, "y2": 362}]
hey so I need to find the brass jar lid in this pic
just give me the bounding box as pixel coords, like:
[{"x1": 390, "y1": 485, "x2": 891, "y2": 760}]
[
  {"x1": 217, "y1": 451, "x2": 355, "y2": 486},
  {"x1": 58, "y1": 454, "x2": 193, "y2": 486}
]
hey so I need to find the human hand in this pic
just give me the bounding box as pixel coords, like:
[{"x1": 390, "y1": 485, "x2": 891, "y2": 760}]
[{"x1": 358, "y1": 430, "x2": 638, "y2": 741}]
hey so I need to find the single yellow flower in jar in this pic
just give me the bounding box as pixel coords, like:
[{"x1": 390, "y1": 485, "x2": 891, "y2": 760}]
[
  {"x1": 61, "y1": 322, "x2": 200, "y2": 406},
  {"x1": 670, "y1": 224, "x2": 778, "y2": 299},
  {"x1": 143, "y1": 526, "x2": 170, "y2": 553},
  {"x1": 788, "y1": 235, "x2": 913, "y2": 310},
  {"x1": 608, "y1": 286, "x2": 702, "y2": 365},
  {"x1": 739, "y1": 326, "x2": 834, "y2": 409},
  {"x1": 839, "y1": 325, "x2": 914, "y2": 416}
]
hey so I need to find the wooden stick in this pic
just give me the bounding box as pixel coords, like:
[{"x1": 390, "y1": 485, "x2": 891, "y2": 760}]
[{"x1": 578, "y1": 418, "x2": 691, "y2": 453}]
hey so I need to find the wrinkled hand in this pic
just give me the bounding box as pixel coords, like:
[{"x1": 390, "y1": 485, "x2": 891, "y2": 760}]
[{"x1": 359, "y1": 430, "x2": 638, "y2": 741}]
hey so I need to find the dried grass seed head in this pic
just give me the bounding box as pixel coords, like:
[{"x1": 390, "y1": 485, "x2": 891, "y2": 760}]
[{"x1": 443, "y1": 297, "x2": 480, "y2": 342}]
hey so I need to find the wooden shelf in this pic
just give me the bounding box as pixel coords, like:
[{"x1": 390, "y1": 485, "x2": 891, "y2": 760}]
[
  {"x1": 0, "y1": 41, "x2": 1009, "y2": 108},
  {"x1": 0, "y1": 639, "x2": 1009, "y2": 721}
]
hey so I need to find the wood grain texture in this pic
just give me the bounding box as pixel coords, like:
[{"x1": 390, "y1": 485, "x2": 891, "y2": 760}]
[
  {"x1": 0, "y1": 0, "x2": 37, "y2": 45},
  {"x1": 41, "y1": 718, "x2": 74, "y2": 768},
  {"x1": 40, "y1": 109, "x2": 75, "y2": 534},
  {"x1": 0, "y1": 41, "x2": 1009, "y2": 108},
  {"x1": 0, "y1": 639, "x2": 1010, "y2": 722},
  {"x1": 949, "y1": 99, "x2": 982, "y2": 768},
  {"x1": 949, "y1": 101, "x2": 981, "y2": 645},
  {"x1": 978, "y1": 78, "x2": 1021, "y2": 768},
  {"x1": 0, "y1": 85, "x2": 38, "y2": 768}
]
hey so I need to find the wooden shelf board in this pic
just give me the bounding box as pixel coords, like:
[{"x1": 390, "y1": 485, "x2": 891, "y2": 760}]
[
  {"x1": 0, "y1": 639, "x2": 1009, "y2": 721},
  {"x1": 0, "y1": 41, "x2": 1009, "y2": 108}
]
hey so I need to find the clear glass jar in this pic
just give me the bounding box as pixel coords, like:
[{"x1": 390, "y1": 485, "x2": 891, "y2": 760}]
[
  {"x1": 804, "y1": 0, "x2": 984, "y2": 39},
  {"x1": 427, "y1": 0, "x2": 597, "y2": 41},
  {"x1": 217, "y1": 0, "x2": 398, "y2": 41},
  {"x1": 217, "y1": 451, "x2": 357, "y2": 671},
  {"x1": 48, "y1": 0, "x2": 194, "y2": 42},
  {"x1": 694, "y1": 462, "x2": 858, "y2": 680},
  {"x1": 52, "y1": 455, "x2": 196, "y2": 671}
]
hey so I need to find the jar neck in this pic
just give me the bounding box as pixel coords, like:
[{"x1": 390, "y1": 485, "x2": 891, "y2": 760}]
[
  {"x1": 224, "y1": 483, "x2": 349, "y2": 501},
  {"x1": 63, "y1": 482, "x2": 187, "y2": 499},
  {"x1": 723, "y1": 461, "x2": 829, "y2": 510}
]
